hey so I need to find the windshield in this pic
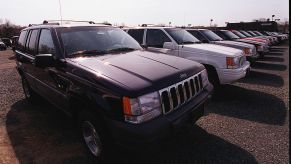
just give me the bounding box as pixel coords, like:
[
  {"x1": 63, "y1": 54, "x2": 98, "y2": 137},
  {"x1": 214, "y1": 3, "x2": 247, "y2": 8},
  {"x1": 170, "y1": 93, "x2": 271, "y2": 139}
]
[
  {"x1": 232, "y1": 31, "x2": 246, "y2": 38},
  {"x1": 199, "y1": 30, "x2": 223, "y2": 41},
  {"x1": 57, "y1": 26, "x2": 142, "y2": 57},
  {"x1": 222, "y1": 31, "x2": 240, "y2": 39},
  {"x1": 248, "y1": 31, "x2": 257, "y2": 36},
  {"x1": 254, "y1": 31, "x2": 263, "y2": 36},
  {"x1": 165, "y1": 28, "x2": 200, "y2": 44},
  {"x1": 240, "y1": 31, "x2": 252, "y2": 37}
]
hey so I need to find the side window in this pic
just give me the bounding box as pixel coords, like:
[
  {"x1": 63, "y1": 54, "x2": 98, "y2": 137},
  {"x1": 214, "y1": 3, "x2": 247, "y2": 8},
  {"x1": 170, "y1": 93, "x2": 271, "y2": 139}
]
[
  {"x1": 38, "y1": 29, "x2": 55, "y2": 55},
  {"x1": 127, "y1": 29, "x2": 144, "y2": 44},
  {"x1": 191, "y1": 31, "x2": 207, "y2": 42},
  {"x1": 214, "y1": 31, "x2": 226, "y2": 40},
  {"x1": 146, "y1": 29, "x2": 171, "y2": 48},
  {"x1": 27, "y1": 29, "x2": 39, "y2": 55},
  {"x1": 17, "y1": 30, "x2": 28, "y2": 51}
]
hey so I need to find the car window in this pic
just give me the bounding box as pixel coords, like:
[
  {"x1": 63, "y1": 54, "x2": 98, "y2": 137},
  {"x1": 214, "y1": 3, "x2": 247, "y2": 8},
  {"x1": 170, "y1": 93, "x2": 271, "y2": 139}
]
[
  {"x1": 18, "y1": 30, "x2": 28, "y2": 51},
  {"x1": 27, "y1": 29, "x2": 39, "y2": 55},
  {"x1": 57, "y1": 27, "x2": 141, "y2": 57},
  {"x1": 199, "y1": 30, "x2": 223, "y2": 41},
  {"x1": 38, "y1": 29, "x2": 55, "y2": 55},
  {"x1": 187, "y1": 30, "x2": 207, "y2": 42},
  {"x1": 223, "y1": 31, "x2": 240, "y2": 39},
  {"x1": 127, "y1": 29, "x2": 144, "y2": 44},
  {"x1": 146, "y1": 29, "x2": 171, "y2": 48},
  {"x1": 165, "y1": 28, "x2": 200, "y2": 44},
  {"x1": 233, "y1": 31, "x2": 246, "y2": 38}
]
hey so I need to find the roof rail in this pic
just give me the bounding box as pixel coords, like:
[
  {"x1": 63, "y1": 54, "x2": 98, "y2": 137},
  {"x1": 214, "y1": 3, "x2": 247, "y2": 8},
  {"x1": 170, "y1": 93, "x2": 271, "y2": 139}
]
[
  {"x1": 140, "y1": 24, "x2": 164, "y2": 27},
  {"x1": 43, "y1": 20, "x2": 96, "y2": 25},
  {"x1": 95, "y1": 22, "x2": 112, "y2": 26}
]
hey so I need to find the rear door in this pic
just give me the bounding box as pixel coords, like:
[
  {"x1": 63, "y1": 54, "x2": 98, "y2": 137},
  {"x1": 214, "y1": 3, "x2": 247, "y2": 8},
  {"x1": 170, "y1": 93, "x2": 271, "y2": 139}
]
[{"x1": 16, "y1": 29, "x2": 40, "y2": 91}]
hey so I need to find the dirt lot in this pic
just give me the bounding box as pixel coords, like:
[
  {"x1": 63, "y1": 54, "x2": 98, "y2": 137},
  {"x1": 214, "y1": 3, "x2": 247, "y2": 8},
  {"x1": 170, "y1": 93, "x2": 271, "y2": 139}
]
[{"x1": 0, "y1": 42, "x2": 289, "y2": 164}]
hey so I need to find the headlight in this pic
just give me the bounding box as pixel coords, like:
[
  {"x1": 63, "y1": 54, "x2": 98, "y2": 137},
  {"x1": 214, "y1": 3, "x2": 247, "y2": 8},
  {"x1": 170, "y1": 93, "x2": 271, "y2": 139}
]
[
  {"x1": 123, "y1": 92, "x2": 162, "y2": 124},
  {"x1": 243, "y1": 48, "x2": 252, "y2": 55},
  {"x1": 226, "y1": 56, "x2": 240, "y2": 69}
]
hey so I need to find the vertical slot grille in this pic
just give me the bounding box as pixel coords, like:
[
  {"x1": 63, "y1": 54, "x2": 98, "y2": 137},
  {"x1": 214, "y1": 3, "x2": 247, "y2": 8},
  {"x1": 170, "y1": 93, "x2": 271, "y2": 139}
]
[{"x1": 159, "y1": 72, "x2": 205, "y2": 115}]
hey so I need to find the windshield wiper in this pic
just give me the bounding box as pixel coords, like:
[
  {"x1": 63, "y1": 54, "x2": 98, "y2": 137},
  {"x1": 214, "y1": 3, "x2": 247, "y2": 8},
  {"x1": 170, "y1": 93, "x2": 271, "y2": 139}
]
[
  {"x1": 107, "y1": 47, "x2": 136, "y2": 53},
  {"x1": 69, "y1": 50, "x2": 108, "y2": 58}
]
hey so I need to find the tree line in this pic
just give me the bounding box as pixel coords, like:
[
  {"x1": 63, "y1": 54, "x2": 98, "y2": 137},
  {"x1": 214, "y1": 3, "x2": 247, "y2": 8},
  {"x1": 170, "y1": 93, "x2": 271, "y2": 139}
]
[{"x1": 0, "y1": 19, "x2": 25, "y2": 38}]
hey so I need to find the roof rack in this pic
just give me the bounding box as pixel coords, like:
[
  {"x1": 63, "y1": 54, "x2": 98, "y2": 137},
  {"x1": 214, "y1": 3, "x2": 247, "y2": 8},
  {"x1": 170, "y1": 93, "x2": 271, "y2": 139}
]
[
  {"x1": 43, "y1": 20, "x2": 96, "y2": 24},
  {"x1": 28, "y1": 20, "x2": 112, "y2": 27},
  {"x1": 140, "y1": 24, "x2": 165, "y2": 27}
]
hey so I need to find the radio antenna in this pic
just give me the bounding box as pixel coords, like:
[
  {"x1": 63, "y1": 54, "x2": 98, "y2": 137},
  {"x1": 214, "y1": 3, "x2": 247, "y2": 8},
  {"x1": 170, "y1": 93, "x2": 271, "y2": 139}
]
[
  {"x1": 58, "y1": 0, "x2": 63, "y2": 25},
  {"x1": 181, "y1": 13, "x2": 186, "y2": 48}
]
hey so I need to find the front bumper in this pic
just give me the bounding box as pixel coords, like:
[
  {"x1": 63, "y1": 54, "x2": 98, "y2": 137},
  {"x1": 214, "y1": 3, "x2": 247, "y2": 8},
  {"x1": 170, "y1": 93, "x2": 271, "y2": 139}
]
[
  {"x1": 217, "y1": 61, "x2": 250, "y2": 84},
  {"x1": 105, "y1": 84, "x2": 213, "y2": 150}
]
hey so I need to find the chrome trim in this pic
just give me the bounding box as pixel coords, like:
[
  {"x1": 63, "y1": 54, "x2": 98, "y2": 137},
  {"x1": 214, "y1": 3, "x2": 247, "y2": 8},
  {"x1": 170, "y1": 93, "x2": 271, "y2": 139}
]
[
  {"x1": 16, "y1": 50, "x2": 35, "y2": 60},
  {"x1": 159, "y1": 71, "x2": 205, "y2": 115}
]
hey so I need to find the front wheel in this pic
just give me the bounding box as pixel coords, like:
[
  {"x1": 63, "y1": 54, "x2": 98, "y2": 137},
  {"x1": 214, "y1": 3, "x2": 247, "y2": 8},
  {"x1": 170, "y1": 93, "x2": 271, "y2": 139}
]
[{"x1": 78, "y1": 111, "x2": 108, "y2": 161}]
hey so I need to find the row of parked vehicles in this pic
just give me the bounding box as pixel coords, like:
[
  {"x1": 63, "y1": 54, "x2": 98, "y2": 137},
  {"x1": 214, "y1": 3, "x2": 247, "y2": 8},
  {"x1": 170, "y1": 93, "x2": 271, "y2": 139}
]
[
  {"x1": 124, "y1": 25, "x2": 288, "y2": 86},
  {"x1": 0, "y1": 36, "x2": 19, "y2": 51},
  {"x1": 13, "y1": 20, "x2": 288, "y2": 161}
]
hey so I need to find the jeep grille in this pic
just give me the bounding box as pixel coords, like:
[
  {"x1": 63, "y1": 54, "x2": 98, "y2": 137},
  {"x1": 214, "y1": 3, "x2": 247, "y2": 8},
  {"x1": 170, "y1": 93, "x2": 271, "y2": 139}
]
[{"x1": 159, "y1": 72, "x2": 204, "y2": 115}]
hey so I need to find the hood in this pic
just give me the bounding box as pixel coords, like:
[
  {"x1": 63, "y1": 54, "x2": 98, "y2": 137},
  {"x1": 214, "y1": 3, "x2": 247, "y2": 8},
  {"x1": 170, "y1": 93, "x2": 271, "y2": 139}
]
[
  {"x1": 214, "y1": 40, "x2": 254, "y2": 49},
  {"x1": 182, "y1": 43, "x2": 243, "y2": 57},
  {"x1": 242, "y1": 38, "x2": 267, "y2": 43},
  {"x1": 236, "y1": 39, "x2": 265, "y2": 45},
  {"x1": 68, "y1": 50, "x2": 204, "y2": 96}
]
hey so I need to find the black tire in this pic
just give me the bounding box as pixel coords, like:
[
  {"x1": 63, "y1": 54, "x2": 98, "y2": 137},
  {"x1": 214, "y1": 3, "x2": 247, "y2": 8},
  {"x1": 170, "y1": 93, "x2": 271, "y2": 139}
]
[
  {"x1": 78, "y1": 110, "x2": 109, "y2": 162},
  {"x1": 204, "y1": 65, "x2": 220, "y2": 88},
  {"x1": 21, "y1": 76, "x2": 37, "y2": 102}
]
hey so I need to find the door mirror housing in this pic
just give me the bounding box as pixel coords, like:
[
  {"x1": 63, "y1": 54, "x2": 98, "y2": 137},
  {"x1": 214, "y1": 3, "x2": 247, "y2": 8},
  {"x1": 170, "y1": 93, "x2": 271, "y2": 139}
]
[
  {"x1": 34, "y1": 54, "x2": 54, "y2": 68},
  {"x1": 163, "y1": 42, "x2": 175, "y2": 49}
]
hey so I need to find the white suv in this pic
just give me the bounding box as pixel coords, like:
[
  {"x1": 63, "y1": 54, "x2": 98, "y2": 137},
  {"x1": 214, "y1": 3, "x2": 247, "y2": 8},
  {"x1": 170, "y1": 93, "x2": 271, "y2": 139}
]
[{"x1": 125, "y1": 26, "x2": 250, "y2": 86}]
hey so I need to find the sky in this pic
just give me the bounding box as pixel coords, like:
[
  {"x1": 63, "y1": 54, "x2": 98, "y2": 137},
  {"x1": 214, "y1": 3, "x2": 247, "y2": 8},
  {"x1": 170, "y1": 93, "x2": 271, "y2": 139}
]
[{"x1": 0, "y1": 0, "x2": 289, "y2": 27}]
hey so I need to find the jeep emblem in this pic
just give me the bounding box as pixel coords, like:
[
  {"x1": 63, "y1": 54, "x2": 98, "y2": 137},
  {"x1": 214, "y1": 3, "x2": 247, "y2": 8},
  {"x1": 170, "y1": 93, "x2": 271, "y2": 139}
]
[{"x1": 180, "y1": 73, "x2": 187, "y2": 79}]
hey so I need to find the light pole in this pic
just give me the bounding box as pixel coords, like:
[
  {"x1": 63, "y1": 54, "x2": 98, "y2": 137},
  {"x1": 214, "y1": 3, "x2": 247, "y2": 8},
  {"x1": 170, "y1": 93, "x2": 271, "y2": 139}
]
[{"x1": 272, "y1": 15, "x2": 275, "y2": 21}]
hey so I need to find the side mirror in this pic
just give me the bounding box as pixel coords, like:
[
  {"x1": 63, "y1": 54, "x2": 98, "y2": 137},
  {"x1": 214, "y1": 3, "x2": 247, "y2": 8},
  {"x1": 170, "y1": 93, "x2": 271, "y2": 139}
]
[
  {"x1": 34, "y1": 54, "x2": 54, "y2": 68},
  {"x1": 163, "y1": 42, "x2": 175, "y2": 49}
]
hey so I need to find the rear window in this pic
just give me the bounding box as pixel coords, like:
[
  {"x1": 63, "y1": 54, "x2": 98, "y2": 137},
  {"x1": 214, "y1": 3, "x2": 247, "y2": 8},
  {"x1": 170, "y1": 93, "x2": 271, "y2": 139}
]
[{"x1": 17, "y1": 30, "x2": 28, "y2": 51}]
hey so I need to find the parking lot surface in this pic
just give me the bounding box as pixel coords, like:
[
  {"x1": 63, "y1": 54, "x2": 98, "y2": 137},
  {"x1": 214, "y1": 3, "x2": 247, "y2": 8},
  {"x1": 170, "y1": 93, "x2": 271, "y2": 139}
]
[{"x1": 0, "y1": 42, "x2": 289, "y2": 164}]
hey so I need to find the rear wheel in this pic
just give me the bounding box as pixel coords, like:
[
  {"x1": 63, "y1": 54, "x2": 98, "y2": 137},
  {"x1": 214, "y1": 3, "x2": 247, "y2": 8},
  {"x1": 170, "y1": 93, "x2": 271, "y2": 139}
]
[{"x1": 21, "y1": 76, "x2": 37, "y2": 101}]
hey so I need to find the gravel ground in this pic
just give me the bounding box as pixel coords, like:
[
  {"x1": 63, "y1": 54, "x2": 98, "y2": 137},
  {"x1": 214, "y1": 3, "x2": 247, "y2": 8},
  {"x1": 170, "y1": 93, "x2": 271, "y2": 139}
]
[{"x1": 0, "y1": 41, "x2": 289, "y2": 164}]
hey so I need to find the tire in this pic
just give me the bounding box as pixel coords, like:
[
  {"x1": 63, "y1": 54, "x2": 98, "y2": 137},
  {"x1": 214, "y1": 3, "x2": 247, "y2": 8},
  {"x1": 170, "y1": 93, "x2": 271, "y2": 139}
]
[
  {"x1": 204, "y1": 65, "x2": 220, "y2": 88},
  {"x1": 78, "y1": 110, "x2": 109, "y2": 162},
  {"x1": 21, "y1": 76, "x2": 37, "y2": 102}
]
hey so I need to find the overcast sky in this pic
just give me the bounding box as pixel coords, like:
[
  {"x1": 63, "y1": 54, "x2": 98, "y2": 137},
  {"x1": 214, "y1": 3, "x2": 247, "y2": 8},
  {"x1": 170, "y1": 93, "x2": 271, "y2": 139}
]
[{"x1": 0, "y1": 0, "x2": 289, "y2": 27}]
